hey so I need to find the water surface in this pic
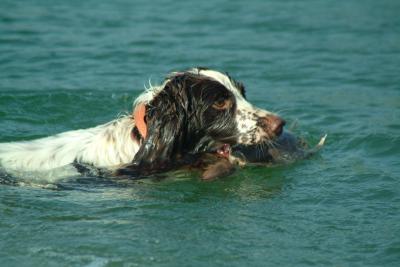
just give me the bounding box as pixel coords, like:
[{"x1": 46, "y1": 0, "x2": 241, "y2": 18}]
[{"x1": 1, "y1": 0, "x2": 399, "y2": 266}]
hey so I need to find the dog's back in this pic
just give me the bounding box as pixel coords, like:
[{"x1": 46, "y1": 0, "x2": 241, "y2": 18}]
[{"x1": 0, "y1": 117, "x2": 138, "y2": 173}]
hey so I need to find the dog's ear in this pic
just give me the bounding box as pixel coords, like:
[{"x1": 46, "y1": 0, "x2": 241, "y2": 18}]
[{"x1": 131, "y1": 75, "x2": 190, "y2": 169}]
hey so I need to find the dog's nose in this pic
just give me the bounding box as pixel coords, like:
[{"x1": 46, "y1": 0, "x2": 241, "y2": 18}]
[
  {"x1": 271, "y1": 115, "x2": 286, "y2": 136},
  {"x1": 258, "y1": 115, "x2": 286, "y2": 137}
]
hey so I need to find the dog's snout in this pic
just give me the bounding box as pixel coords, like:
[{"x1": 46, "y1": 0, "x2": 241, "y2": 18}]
[{"x1": 258, "y1": 115, "x2": 286, "y2": 137}]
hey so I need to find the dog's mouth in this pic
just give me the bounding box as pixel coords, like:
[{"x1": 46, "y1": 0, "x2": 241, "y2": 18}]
[
  {"x1": 216, "y1": 143, "x2": 231, "y2": 158},
  {"x1": 207, "y1": 142, "x2": 231, "y2": 158}
]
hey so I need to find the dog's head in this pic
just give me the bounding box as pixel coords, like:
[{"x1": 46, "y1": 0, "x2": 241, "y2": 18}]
[{"x1": 131, "y1": 68, "x2": 285, "y2": 167}]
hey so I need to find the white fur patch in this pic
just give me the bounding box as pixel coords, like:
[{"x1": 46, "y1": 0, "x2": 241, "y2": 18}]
[{"x1": 0, "y1": 117, "x2": 139, "y2": 174}]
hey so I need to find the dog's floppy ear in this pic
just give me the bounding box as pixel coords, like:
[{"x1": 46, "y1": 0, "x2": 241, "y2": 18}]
[{"x1": 131, "y1": 75, "x2": 190, "y2": 169}]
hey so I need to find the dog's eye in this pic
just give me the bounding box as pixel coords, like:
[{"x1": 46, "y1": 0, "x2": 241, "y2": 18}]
[{"x1": 212, "y1": 98, "x2": 232, "y2": 110}]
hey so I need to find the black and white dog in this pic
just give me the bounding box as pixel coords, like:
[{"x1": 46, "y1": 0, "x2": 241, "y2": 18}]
[{"x1": 0, "y1": 68, "x2": 285, "y2": 179}]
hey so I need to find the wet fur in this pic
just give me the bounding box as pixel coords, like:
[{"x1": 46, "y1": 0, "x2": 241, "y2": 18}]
[{"x1": 131, "y1": 73, "x2": 238, "y2": 170}]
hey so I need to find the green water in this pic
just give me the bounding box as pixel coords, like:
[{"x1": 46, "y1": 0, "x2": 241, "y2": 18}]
[{"x1": 1, "y1": 0, "x2": 400, "y2": 266}]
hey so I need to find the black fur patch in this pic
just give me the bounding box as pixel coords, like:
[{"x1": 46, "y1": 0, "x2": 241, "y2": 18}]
[{"x1": 126, "y1": 72, "x2": 239, "y2": 173}]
